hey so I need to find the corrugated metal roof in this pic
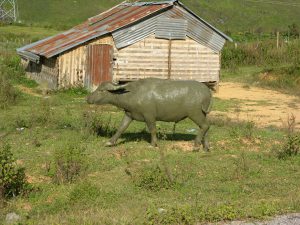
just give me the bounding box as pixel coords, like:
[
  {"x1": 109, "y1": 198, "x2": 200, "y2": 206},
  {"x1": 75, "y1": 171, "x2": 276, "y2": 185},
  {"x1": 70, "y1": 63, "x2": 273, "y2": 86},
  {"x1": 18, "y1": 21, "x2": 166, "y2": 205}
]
[
  {"x1": 155, "y1": 17, "x2": 187, "y2": 40},
  {"x1": 18, "y1": 1, "x2": 172, "y2": 59},
  {"x1": 163, "y1": 6, "x2": 226, "y2": 52},
  {"x1": 17, "y1": 0, "x2": 232, "y2": 60},
  {"x1": 112, "y1": 12, "x2": 160, "y2": 49}
]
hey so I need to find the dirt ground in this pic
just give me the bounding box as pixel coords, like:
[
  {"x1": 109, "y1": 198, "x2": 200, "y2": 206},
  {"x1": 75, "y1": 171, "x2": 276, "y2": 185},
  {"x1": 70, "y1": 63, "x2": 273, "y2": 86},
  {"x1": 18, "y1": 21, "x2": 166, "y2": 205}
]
[{"x1": 212, "y1": 82, "x2": 300, "y2": 130}]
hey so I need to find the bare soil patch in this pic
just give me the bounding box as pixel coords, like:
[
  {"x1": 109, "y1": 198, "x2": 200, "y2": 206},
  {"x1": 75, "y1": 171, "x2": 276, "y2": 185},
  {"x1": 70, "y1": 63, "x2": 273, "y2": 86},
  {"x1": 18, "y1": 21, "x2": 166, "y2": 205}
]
[
  {"x1": 17, "y1": 85, "x2": 42, "y2": 97},
  {"x1": 213, "y1": 82, "x2": 300, "y2": 130}
]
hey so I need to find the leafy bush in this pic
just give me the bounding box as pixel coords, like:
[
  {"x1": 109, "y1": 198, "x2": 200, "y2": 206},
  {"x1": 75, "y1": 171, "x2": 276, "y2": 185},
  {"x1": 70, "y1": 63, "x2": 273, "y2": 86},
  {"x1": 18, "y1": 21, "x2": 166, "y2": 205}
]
[
  {"x1": 0, "y1": 73, "x2": 19, "y2": 109},
  {"x1": 0, "y1": 144, "x2": 29, "y2": 199},
  {"x1": 82, "y1": 110, "x2": 116, "y2": 137},
  {"x1": 274, "y1": 114, "x2": 300, "y2": 159},
  {"x1": 146, "y1": 204, "x2": 194, "y2": 225},
  {"x1": 30, "y1": 99, "x2": 53, "y2": 126},
  {"x1": 145, "y1": 203, "x2": 238, "y2": 224},
  {"x1": 229, "y1": 120, "x2": 256, "y2": 141},
  {"x1": 276, "y1": 134, "x2": 300, "y2": 160},
  {"x1": 132, "y1": 165, "x2": 174, "y2": 192},
  {"x1": 51, "y1": 144, "x2": 88, "y2": 184},
  {"x1": 69, "y1": 182, "x2": 100, "y2": 204}
]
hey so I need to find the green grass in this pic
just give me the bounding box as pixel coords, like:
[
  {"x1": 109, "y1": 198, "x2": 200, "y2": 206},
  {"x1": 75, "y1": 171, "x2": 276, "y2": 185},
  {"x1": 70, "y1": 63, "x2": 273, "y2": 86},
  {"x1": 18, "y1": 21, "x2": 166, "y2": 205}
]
[
  {"x1": 0, "y1": 89, "x2": 299, "y2": 224},
  {"x1": 10, "y1": 0, "x2": 300, "y2": 33}
]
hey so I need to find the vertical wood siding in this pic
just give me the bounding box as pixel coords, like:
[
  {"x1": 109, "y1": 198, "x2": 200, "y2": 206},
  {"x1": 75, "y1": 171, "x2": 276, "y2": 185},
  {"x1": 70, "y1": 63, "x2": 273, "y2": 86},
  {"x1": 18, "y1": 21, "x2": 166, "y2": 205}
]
[
  {"x1": 58, "y1": 45, "x2": 86, "y2": 88},
  {"x1": 58, "y1": 35, "x2": 114, "y2": 88}
]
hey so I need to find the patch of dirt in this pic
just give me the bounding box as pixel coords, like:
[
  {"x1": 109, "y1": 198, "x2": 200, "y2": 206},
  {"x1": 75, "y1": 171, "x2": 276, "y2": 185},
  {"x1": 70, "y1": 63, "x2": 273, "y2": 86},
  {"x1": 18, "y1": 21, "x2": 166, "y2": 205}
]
[
  {"x1": 26, "y1": 174, "x2": 51, "y2": 184},
  {"x1": 170, "y1": 141, "x2": 195, "y2": 152},
  {"x1": 17, "y1": 85, "x2": 42, "y2": 97},
  {"x1": 213, "y1": 82, "x2": 300, "y2": 130},
  {"x1": 218, "y1": 213, "x2": 300, "y2": 225}
]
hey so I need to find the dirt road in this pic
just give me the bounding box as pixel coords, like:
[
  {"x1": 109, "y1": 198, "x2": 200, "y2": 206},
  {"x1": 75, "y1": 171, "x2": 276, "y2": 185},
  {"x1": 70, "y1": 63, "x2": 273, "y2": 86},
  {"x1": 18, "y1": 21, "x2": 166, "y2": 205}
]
[{"x1": 212, "y1": 82, "x2": 300, "y2": 130}]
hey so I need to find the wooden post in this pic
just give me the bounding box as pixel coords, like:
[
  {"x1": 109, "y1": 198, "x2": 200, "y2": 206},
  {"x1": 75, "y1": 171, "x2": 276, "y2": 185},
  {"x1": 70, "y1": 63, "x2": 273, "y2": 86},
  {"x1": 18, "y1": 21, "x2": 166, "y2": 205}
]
[
  {"x1": 167, "y1": 39, "x2": 172, "y2": 79},
  {"x1": 276, "y1": 31, "x2": 279, "y2": 48}
]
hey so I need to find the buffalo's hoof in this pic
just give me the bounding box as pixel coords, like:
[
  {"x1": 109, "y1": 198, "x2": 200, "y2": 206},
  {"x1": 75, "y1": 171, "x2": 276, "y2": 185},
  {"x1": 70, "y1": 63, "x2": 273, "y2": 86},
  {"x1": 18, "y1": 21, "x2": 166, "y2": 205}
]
[
  {"x1": 105, "y1": 141, "x2": 115, "y2": 147},
  {"x1": 204, "y1": 147, "x2": 210, "y2": 152},
  {"x1": 192, "y1": 146, "x2": 200, "y2": 152}
]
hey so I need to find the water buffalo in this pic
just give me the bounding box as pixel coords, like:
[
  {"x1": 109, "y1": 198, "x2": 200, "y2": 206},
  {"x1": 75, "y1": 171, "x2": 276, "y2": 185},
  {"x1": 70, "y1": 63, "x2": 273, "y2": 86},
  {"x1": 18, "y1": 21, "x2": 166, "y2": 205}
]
[{"x1": 87, "y1": 78, "x2": 212, "y2": 151}]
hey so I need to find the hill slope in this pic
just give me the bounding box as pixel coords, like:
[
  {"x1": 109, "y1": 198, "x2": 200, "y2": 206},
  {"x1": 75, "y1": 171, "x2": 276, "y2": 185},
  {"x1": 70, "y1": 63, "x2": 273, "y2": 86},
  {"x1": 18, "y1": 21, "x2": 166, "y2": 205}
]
[{"x1": 17, "y1": 0, "x2": 300, "y2": 33}]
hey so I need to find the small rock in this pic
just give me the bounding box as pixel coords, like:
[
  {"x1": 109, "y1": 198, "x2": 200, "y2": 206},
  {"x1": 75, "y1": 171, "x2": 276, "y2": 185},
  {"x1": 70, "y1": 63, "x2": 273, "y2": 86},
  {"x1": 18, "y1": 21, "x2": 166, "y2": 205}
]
[
  {"x1": 158, "y1": 208, "x2": 166, "y2": 213},
  {"x1": 6, "y1": 212, "x2": 20, "y2": 224},
  {"x1": 187, "y1": 128, "x2": 196, "y2": 133},
  {"x1": 16, "y1": 127, "x2": 25, "y2": 132}
]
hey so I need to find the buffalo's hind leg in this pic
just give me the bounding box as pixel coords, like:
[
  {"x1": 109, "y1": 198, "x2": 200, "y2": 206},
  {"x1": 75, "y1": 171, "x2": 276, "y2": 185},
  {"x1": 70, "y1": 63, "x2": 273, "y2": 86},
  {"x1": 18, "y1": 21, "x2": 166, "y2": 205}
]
[
  {"x1": 145, "y1": 119, "x2": 158, "y2": 147},
  {"x1": 106, "y1": 113, "x2": 132, "y2": 147},
  {"x1": 189, "y1": 112, "x2": 210, "y2": 151}
]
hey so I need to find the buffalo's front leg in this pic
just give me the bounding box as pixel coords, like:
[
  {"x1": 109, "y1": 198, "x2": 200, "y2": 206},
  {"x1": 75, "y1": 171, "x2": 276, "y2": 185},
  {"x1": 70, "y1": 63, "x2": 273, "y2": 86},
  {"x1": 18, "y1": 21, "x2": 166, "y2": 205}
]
[{"x1": 106, "y1": 114, "x2": 132, "y2": 146}]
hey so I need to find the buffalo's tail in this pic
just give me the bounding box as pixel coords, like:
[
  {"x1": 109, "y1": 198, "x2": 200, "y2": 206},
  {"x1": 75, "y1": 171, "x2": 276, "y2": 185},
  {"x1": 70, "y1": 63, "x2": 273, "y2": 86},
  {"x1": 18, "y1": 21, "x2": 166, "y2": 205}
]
[{"x1": 201, "y1": 92, "x2": 213, "y2": 115}]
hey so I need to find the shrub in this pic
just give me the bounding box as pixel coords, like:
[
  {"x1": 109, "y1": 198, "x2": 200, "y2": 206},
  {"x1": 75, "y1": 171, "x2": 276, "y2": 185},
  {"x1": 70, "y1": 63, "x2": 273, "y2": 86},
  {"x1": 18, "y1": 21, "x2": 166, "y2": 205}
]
[
  {"x1": 69, "y1": 182, "x2": 100, "y2": 205},
  {"x1": 276, "y1": 134, "x2": 300, "y2": 160},
  {"x1": 0, "y1": 73, "x2": 19, "y2": 109},
  {"x1": 0, "y1": 144, "x2": 29, "y2": 199},
  {"x1": 132, "y1": 165, "x2": 174, "y2": 192},
  {"x1": 82, "y1": 110, "x2": 116, "y2": 137},
  {"x1": 146, "y1": 204, "x2": 195, "y2": 225},
  {"x1": 229, "y1": 120, "x2": 256, "y2": 141},
  {"x1": 51, "y1": 143, "x2": 88, "y2": 184},
  {"x1": 145, "y1": 203, "x2": 238, "y2": 224},
  {"x1": 275, "y1": 114, "x2": 300, "y2": 159},
  {"x1": 30, "y1": 99, "x2": 53, "y2": 126}
]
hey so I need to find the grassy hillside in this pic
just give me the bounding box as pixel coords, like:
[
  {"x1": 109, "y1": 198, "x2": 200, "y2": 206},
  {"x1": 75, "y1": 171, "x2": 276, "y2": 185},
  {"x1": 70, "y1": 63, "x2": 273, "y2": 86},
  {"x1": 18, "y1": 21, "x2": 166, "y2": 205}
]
[{"x1": 16, "y1": 0, "x2": 300, "y2": 32}]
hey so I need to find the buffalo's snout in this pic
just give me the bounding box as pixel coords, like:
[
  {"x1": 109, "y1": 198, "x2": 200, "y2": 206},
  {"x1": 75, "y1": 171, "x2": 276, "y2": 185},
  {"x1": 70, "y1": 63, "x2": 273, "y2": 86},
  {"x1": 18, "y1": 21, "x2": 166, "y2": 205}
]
[{"x1": 86, "y1": 94, "x2": 93, "y2": 104}]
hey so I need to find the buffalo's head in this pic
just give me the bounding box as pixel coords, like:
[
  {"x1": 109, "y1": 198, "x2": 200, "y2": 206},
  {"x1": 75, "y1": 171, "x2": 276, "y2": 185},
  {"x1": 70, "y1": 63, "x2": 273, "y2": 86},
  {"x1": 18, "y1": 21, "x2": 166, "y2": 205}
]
[{"x1": 86, "y1": 82, "x2": 128, "y2": 105}]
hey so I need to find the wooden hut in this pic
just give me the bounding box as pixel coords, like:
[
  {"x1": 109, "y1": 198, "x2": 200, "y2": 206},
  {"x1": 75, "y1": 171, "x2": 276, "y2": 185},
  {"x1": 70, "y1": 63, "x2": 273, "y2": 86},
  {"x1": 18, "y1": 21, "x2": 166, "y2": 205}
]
[{"x1": 17, "y1": 0, "x2": 232, "y2": 90}]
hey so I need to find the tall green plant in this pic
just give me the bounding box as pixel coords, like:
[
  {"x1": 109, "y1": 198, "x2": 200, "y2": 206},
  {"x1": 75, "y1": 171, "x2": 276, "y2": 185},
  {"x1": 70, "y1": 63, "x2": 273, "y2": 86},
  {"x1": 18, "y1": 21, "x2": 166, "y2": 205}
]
[{"x1": 0, "y1": 144, "x2": 29, "y2": 199}]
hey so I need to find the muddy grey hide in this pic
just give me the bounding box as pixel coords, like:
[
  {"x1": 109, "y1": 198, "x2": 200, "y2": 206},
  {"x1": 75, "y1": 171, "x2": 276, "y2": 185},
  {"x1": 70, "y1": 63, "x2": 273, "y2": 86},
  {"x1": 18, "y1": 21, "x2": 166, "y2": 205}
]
[{"x1": 87, "y1": 78, "x2": 212, "y2": 151}]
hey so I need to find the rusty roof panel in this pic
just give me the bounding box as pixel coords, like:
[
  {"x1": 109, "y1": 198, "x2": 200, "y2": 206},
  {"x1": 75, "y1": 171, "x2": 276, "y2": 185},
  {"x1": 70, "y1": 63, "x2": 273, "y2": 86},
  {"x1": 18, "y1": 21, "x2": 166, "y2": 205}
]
[
  {"x1": 20, "y1": 2, "x2": 172, "y2": 58},
  {"x1": 18, "y1": 0, "x2": 232, "y2": 61}
]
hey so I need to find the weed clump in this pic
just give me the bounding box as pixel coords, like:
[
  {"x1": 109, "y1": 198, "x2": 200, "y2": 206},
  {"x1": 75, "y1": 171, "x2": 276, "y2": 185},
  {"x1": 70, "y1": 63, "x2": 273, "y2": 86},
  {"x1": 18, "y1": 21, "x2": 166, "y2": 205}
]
[
  {"x1": 83, "y1": 110, "x2": 116, "y2": 137},
  {"x1": 132, "y1": 165, "x2": 174, "y2": 192},
  {"x1": 51, "y1": 144, "x2": 88, "y2": 184},
  {"x1": 145, "y1": 203, "x2": 238, "y2": 224},
  {"x1": 0, "y1": 73, "x2": 19, "y2": 109},
  {"x1": 276, "y1": 134, "x2": 300, "y2": 159},
  {"x1": 274, "y1": 114, "x2": 300, "y2": 159},
  {"x1": 146, "y1": 204, "x2": 194, "y2": 225},
  {"x1": 0, "y1": 144, "x2": 29, "y2": 199}
]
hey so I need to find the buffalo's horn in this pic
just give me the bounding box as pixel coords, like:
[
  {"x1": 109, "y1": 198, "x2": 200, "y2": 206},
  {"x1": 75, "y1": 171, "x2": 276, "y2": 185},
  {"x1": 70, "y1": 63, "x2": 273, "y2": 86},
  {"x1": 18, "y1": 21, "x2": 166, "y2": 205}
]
[{"x1": 104, "y1": 82, "x2": 128, "y2": 91}]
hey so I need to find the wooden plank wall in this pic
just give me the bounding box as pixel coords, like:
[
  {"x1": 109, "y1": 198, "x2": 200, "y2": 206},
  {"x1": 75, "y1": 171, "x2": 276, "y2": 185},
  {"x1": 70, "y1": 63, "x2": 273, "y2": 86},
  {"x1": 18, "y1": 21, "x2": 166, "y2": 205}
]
[
  {"x1": 113, "y1": 35, "x2": 169, "y2": 80},
  {"x1": 58, "y1": 45, "x2": 86, "y2": 88},
  {"x1": 22, "y1": 58, "x2": 59, "y2": 89},
  {"x1": 58, "y1": 35, "x2": 114, "y2": 88},
  {"x1": 171, "y1": 37, "x2": 220, "y2": 82},
  {"x1": 113, "y1": 35, "x2": 220, "y2": 83}
]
